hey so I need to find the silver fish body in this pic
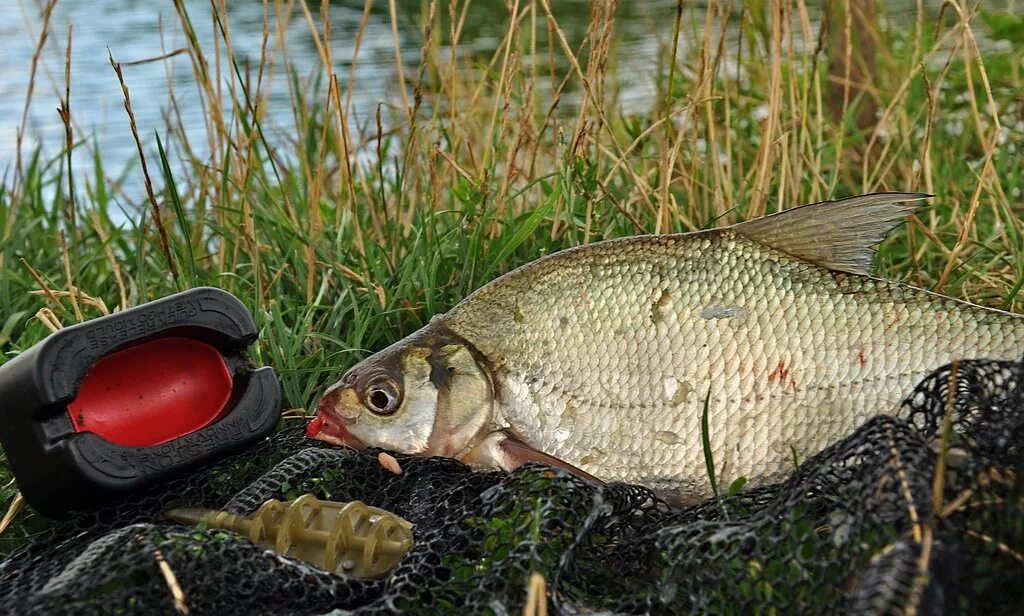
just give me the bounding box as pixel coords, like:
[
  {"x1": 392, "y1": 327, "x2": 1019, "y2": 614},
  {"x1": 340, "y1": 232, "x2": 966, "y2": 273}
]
[
  {"x1": 442, "y1": 230, "x2": 1024, "y2": 495},
  {"x1": 311, "y1": 193, "x2": 1024, "y2": 501}
]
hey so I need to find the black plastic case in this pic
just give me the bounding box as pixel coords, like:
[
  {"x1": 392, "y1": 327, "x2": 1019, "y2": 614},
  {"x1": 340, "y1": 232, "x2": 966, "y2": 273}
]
[{"x1": 0, "y1": 287, "x2": 282, "y2": 518}]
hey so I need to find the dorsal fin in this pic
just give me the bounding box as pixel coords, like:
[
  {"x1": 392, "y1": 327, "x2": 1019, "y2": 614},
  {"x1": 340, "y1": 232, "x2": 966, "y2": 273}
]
[{"x1": 732, "y1": 192, "x2": 930, "y2": 275}]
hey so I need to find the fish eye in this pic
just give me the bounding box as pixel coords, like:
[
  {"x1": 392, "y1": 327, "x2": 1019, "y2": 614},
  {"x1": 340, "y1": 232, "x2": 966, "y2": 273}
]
[{"x1": 364, "y1": 379, "x2": 401, "y2": 416}]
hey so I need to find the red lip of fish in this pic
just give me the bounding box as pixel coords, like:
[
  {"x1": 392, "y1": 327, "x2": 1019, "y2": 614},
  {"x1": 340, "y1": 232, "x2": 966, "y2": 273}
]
[{"x1": 307, "y1": 394, "x2": 367, "y2": 450}]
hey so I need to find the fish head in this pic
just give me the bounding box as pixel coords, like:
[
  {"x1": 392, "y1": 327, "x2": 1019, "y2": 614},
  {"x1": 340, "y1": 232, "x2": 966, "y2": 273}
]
[{"x1": 309, "y1": 328, "x2": 495, "y2": 459}]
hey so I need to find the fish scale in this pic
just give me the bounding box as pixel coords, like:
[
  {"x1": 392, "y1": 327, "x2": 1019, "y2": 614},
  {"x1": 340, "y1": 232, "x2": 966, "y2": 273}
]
[{"x1": 443, "y1": 229, "x2": 1024, "y2": 499}]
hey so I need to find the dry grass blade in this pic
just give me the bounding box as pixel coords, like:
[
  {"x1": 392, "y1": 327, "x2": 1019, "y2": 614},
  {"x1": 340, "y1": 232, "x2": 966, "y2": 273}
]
[
  {"x1": 931, "y1": 360, "x2": 960, "y2": 513},
  {"x1": 522, "y1": 572, "x2": 548, "y2": 616},
  {"x1": 881, "y1": 423, "x2": 923, "y2": 543},
  {"x1": 748, "y1": 0, "x2": 785, "y2": 217},
  {"x1": 13, "y1": 0, "x2": 57, "y2": 191},
  {"x1": 122, "y1": 48, "x2": 189, "y2": 66},
  {"x1": 87, "y1": 210, "x2": 129, "y2": 310},
  {"x1": 388, "y1": 0, "x2": 411, "y2": 118},
  {"x1": 59, "y1": 23, "x2": 75, "y2": 228},
  {"x1": 35, "y1": 308, "x2": 63, "y2": 333},
  {"x1": 59, "y1": 231, "x2": 84, "y2": 322},
  {"x1": 962, "y1": 528, "x2": 1024, "y2": 567},
  {"x1": 30, "y1": 289, "x2": 109, "y2": 315},
  {"x1": 2, "y1": 0, "x2": 58, "y2": 275},
  {"x1": 108, "y1": 51, "x2": 179, "y2": 285},
  {"x1": 20, "y1": 257, "x2": 59, "y2": 302},
  {"x1": 0, "y1": 492, "x2": 25, "y2": 537},
  {"x1": 154, "y1": 548, "x2": 189, "y2": 614},
  {"x1": 280, "y1": 407, "x2": 308, "y2": 421}
]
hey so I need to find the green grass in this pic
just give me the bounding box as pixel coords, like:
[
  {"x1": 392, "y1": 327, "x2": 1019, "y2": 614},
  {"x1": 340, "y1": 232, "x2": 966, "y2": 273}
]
[{"x1": 2, "y1": 0, "x2": 1023, "y2": 552}]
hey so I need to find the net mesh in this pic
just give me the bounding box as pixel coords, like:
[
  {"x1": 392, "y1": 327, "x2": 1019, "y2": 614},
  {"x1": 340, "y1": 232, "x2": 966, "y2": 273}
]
[{"x1": 1, "y1": 357, "x2": 1021, "y2": 615}]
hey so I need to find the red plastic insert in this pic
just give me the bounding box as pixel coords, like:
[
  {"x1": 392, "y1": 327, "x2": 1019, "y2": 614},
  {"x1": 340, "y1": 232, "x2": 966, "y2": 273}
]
[{"x1": 67, "y1": 337, "x2": 233, "y2": 447}]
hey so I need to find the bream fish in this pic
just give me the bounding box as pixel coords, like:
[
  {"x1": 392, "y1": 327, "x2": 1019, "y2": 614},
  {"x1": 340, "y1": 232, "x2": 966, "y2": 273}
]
[{"x1": 308, "y1": 193, "x2": 1024, "y2": 501}]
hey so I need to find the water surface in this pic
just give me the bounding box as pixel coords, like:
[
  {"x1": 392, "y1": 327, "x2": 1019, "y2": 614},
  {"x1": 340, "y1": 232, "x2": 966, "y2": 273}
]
[{"x1": 0, "y1": 0, "x2": 942, "y2": 203}]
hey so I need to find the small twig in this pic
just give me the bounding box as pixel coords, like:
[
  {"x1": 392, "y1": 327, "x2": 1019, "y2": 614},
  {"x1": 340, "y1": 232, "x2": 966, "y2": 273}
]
[
  {"x1": 109, "y1": 50, "x2": 179, "y2": 285},
  {"x1": 154, "y1": 548, "x2": 189, "y2": 614}
]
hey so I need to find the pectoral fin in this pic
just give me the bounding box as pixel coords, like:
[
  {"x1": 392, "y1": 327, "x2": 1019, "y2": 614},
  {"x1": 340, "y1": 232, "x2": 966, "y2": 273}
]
[{"x1": 461, "y1": 430, "x2": 602, "y2": 484}]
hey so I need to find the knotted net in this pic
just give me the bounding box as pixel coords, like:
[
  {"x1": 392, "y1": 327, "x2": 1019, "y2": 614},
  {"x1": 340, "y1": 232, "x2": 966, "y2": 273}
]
[{"x1": 1, "y1": 357, "x2": 1021, "y2": 614}]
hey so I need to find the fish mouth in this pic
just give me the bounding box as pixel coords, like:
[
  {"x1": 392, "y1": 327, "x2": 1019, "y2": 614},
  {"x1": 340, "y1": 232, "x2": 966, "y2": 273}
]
[{"x1": 307, "y1": 392, "x2": 367, "y2": 450}]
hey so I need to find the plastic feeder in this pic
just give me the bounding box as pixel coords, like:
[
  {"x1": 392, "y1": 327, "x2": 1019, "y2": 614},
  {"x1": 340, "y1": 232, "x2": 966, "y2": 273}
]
[
  {"x1": 0, "y1": 287, "x2": 282, "y2": 518},
  {"x1": 167, "y1": 494, "x2": 415, "y2": 579}
]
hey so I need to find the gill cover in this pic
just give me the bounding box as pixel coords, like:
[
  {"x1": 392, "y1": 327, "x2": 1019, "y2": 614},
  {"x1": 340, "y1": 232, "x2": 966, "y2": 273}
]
[{"x1": 426, "y1": 344, "x2": 495, "y2": 458}]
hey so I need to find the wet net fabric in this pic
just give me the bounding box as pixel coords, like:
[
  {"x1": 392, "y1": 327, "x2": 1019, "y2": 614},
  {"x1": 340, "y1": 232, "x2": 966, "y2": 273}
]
[{"x1": 0, "y1": 357, "x2": 1021, "y2": 615}]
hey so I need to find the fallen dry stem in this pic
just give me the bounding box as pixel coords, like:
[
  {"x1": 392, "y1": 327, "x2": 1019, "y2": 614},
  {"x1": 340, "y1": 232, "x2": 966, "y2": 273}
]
[{"x1": 154, "y1": 548, "x2": 189, "y2": 614}]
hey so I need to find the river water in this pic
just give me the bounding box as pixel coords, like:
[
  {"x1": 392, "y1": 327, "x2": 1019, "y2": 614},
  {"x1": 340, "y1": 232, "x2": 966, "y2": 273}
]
[
  {"x1": 0, "y1": 1, "x2": 688, "y2": 192},
  {"x1": 0, "y1": 0, "x2": 959, "y2": 202}
]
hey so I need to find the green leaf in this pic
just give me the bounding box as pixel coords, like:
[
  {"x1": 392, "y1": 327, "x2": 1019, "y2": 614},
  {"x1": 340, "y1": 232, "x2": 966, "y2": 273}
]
[
  {"x1": 0, "y1": 310, "x2": 29, "y2": 347},
  {"x1": 700, "y1": 386, "x2": 719, "y2": 501},
  {"x1": 727, "y1": 476, "x2": 747, "y2": 497},
  {"x1": 489, "y1": 185, "x2": 562, "y2": 267},
  {"x1": 156, "y1": 132, "x2": 195, "y2": 287}
]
